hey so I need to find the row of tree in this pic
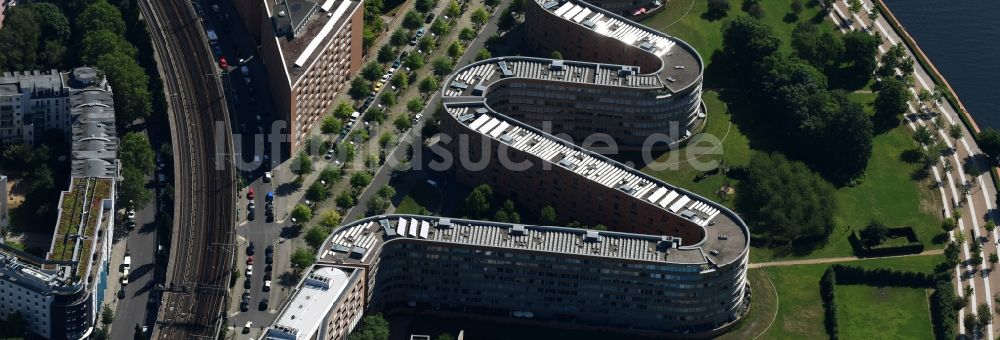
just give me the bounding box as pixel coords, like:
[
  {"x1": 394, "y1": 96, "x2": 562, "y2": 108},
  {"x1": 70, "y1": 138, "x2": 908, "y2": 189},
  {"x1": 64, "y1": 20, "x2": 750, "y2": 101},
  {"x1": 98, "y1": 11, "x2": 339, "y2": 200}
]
[{"x1": 736, "y1": 152, "x2": 835, "y2": 245}]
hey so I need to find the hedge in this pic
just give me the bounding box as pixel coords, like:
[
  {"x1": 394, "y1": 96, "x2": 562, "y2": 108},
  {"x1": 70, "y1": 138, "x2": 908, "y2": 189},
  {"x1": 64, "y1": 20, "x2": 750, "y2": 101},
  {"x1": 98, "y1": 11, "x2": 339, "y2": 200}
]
[
  {"x1": 821, "y1": 264, "x2": 947, "y2": 340},
  {"x1": 848, "y1": 227, "x2": 924, "y2": 257}
]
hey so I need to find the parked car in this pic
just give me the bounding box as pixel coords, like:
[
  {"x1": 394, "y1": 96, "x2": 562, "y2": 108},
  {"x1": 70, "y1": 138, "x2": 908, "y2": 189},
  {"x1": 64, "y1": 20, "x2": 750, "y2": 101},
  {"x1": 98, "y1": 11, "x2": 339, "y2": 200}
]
[
  {"x1": 247, "y1": 242, "x2": 255, "y2": 255},
  {"x1": 259, "y1": 299, "x2": 269, "y2": 311},
  {"x1": 264, "y1": 171, "x2": 272, "y2": 182},
  {"x1": 425, "y1": 13, "x2": 435, "y2": 24},
  {"x1": 263, "y1": 280, "x2": 271, "y2": 292}
]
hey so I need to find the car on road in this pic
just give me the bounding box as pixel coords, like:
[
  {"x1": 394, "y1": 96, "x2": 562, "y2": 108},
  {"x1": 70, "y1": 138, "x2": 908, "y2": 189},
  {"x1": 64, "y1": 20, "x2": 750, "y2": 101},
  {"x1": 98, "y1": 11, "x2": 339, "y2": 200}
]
[
  {"x1": 416, "y1": 27, "x2": 425, "y2": 38},
  {"x1": 246, "y1": 266, "x2": 253, "y2": 277},
  {"x1": 393, "y1": 58, "x2": 402, "y2": 69},
  {"x1": 127, "y1": 209, "x2": 136, "y2": 220},
  {"x1": 265, "y1": 245, "x2": 273, "y2": 255},
  {"x1": 212, "y1": 44, "x2": 223, "y2": 57},
  {"x1": 263, "y1": 280, "x2": 271, "y2": 292},
  {"x1": 243, "y1": 291, "x2": 250, "y2": 301},
  {"x1": 248, "y1": 187, "x2": 254, "y2": 199},
  {"x1": 240, "y1": 301, "x2": 249, "y2": 312},
  {"x1": 246, "y1": 256, "x2": 253, "y2": 265},
  {"x1": 373, "y1": 82, "x2": 383, "y2": 92},
  {"x1": 409, "y1": 36, "x2": 417, "y2": 46},
  {"x1": 121, "y1": 274, "x2": 128, "y2": 286},
  {"x1": 265, "y1": 264, "x2": 272, "y2": 272},
  {"x1": 265, "y1": 252, "x2": 273, "y2": 265},
  {"x1": 266, "y1": 192, "x2": 274, "y2": 202},
  {"x1": 324, "y1": 149, "x2": 334, "y2": 160},
  {"x1": 118, "y1": 287, "x2": 125, "y2": 299},
  {"x1": 258, "y1": 299, "x2": 269, "y2": 311},
  {"x1": 247, "y1": 242, "x2": 255, "y2": 255},
  {"x1": 264, "y1": 171, "x2": 272, "y2": 182},
  {"x1": 414, "y1": 113, "x2": 423, "y2": 123},
  {"x1": 248, "y1": 207, "x2": 255, "y2": 220},
  {"x1": 425, "y1": 13, "x2": 435, "y2": 24},
  {"x1": 244, "y1": 279, "x2": 252, "y2": 289},
  {"x1": 248, "y1": 200, "x2": 255, "y2": 210},
  {"x1": 243, "y1": 321, "x2": 252, "y2": 334}
]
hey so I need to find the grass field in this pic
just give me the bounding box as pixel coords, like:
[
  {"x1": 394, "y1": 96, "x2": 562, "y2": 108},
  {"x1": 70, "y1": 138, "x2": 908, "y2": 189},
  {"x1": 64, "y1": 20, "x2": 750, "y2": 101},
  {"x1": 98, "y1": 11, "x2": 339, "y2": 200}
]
[
  {"x1": 394, "y1": 181, "x2": 440, "y2": 215},
  {"x1": 754, "y1": 255, "x2": 941, "y2": 339},
  {"x1": 837, "y1": 285, "x2": 934, "y2": 340},
  {"x1": 635, "y1": 0, "x2": 943, "y2": 262}
]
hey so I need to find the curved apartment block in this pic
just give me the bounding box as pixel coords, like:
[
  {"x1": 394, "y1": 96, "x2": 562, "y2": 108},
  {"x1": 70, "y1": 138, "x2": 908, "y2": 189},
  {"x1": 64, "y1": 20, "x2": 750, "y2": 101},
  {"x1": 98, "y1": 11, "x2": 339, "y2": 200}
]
[{"x1": 440, "y1": 0, "x2": 704, "y2": 149}]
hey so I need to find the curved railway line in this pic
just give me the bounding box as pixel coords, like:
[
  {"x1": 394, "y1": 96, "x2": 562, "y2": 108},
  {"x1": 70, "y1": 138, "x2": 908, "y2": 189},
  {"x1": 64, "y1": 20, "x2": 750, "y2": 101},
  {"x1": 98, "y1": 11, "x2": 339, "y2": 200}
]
[{"x1": 139, "y1": 0, "x2": 236, "y2": 338}]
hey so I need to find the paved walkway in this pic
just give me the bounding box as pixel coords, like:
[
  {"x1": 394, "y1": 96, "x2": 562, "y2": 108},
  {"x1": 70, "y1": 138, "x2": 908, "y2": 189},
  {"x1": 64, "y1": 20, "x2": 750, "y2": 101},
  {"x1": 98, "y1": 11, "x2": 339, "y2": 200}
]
[
  {"x1": 749, "y1": 249, "x2": 944, "y2": 269},
  {"x1": 830, "y1": 1, "x2": 1000, "y2": 337}
]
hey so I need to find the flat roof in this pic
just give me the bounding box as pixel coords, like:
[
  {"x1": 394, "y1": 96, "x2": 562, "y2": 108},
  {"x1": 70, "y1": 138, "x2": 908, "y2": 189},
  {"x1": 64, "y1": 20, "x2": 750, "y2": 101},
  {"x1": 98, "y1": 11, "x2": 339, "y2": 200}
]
[
  {"x1": 267, "y1": 266, "x2": 354, "y2": 339},
  {"x1": 533, "y1": 0, "x2": 702, "y2": 92},
  {"x1": 434, "y1": 103, "x2": 748, "y2": 266},
  {"x1": 320, "y1": 214, "x2": 744, "y2": 267},
  {"x1": 266, "y1": 0, "x2": 360, "y2": 86},
  {"x1": 47, "y1": 177, "x2": 114, "y2": 280}
]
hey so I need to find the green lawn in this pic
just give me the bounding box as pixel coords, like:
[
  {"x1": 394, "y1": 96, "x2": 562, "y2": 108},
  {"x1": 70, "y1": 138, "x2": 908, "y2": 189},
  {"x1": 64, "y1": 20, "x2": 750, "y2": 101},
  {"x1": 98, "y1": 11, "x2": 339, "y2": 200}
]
[
  {"x1": 394, "y1": 181, "x2": 441, "y2": 215},
  {"x1": 837, "y1": 285, "x2": 934, "y2": 340},
  {"x1": 756, "y1": 255, "x2": 941, "y2": 339},
  {"x1": 636, "y1": 0, "x2": 942, "y2": 262}
]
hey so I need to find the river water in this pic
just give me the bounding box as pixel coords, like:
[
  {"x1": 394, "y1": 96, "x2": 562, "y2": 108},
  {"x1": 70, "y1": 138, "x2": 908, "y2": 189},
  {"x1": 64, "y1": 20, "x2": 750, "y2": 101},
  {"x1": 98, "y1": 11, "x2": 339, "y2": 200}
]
[{"x1": 882, "y1": 0, "x2": 1000, "y2": 128}]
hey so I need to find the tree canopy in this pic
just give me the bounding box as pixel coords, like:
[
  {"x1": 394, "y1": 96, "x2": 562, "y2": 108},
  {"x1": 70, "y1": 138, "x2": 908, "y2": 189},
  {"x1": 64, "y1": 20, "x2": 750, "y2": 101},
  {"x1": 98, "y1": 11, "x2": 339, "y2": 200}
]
[
  {"x1": 119, "y1": 132, "x2": 156, "y2": 175},
  {"x1": 978, "y1": 128, "x2": 1000, "y2": 162},
  {"x1": 96, "y1": 52, "x2": 152, "y2": 125},
  {"x1": 737, "y1": 153, "x2": 836, "y2": 245},
  {"x1": 873, "y1": 77, "x2": 910, "y2": 127},
  {"x1": 76, "y1": 0, "x2": 126, "y2": 36},
  {"x1": 347, "y1": 314, "x2": 390, "y2": 340},
  {"x1": 791, "y1": 22, "x2": 843, "y2": 71},
  {"x1": 722, "y1": 16, "x2": 779, "y2": 77},
  {"x1": 464, "y1": 184, "x2": 493, "y2": 218}
]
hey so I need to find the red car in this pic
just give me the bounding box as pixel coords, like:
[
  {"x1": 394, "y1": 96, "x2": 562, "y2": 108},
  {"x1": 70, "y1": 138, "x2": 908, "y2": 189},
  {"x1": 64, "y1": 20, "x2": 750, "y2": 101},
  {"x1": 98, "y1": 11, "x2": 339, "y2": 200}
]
[
  {"x1": 247, "y1": 256, "x2": 253, "y2": 265},
  {"x1": 219, "y1": 57, "x2": 228, "y2": 70},
  {"x1": 248, "y1": 187, "x2": 254, "y2": 199}
]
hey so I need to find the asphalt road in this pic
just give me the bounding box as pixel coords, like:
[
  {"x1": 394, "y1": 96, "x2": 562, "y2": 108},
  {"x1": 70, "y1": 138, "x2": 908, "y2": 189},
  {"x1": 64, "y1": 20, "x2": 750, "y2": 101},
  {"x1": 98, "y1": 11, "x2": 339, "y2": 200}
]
[{"x1": 110, "y1": 188, "x2": 161, "y2": 340}]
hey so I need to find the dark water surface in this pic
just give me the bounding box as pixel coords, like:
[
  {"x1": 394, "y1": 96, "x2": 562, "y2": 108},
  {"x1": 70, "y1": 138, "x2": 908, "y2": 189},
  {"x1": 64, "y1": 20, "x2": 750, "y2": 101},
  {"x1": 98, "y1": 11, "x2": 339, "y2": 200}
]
[{"x1": 882, "y1": 0, "x2": 1000, "y2": 128}]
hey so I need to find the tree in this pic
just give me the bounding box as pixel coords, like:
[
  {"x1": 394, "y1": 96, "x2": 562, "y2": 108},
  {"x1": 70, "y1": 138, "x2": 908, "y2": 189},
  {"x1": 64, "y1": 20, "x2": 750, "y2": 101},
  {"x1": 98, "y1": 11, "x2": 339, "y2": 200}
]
[
  {"x1": 305, "y1": 225, "x2": 330, "y2": 249},
  {"x1": 550, "y1": 50, "x2": 563, "y2": 60},
  {"x1": 847, "y1": 0, "x2": 862, "y2": 16},
  {"x1": 460, "y1": 27, "x2": 477, "y2": 41},
  {"x1": 394, "y1": 115, "x2": 413, "y2": 131},
  {"x1": 101, "y1": 305, "x2": 114, "y2": 327},
  {"x1": 377, "y1": 185, "x2": 396, "y2": 199},
  {"x1": 81, "y1": 29, "x2": 136, "y2": 64},
  {"x1": 379, "y1": 132, "x2": 396, "y2": 148},
  {"x1": 391, "y1": 72, "x2": 408, "y2": 89},
  {"x1": 403, "y1": 10, "x2": 423, "y2": 30},
  {"x1": 978, "y1": 303, "x2": 993, "y2": 330},
  {"x1": 722, "y1": 16, "x2": 780, "y2": 78},
  {"x1": 407, "y1": 99, "x2": 424, "y2": 114},
  {"x1": 476, "y1": 49, "x2": 491, "y2": 61},
  {"x1": 290, "y1": 247, "x2": 315, "y2": 270},
  {"x1": 986, "y1": 221, "x2": 997, "y2": 233},
  {"x1": 945, "y1": 241, "x2": 960, "y2": 266},
  {"x1": 419, "y1": 35, "x2": 435, "y2": 52},
  {"x1": 499, "y1": 200, "x2": 520, "y2": 223},
  {"x1": 334, "y1": 101, "x2": 355, "y2": 119},
  {"x1": 741, "y1": 0, "x2": 764, "y2": 18},
  {"x1": 97, "y1": 52, "x2": 152, "y2": 125},
  {"x1": 319, "y1": 167, "x2": 343, "y2": 185},
  {"x1": 0, "y1": 7, "x2": 41, "y2": 70},
  {"x1": 120, "y1": 132, "x2": 156, "y2": 175},
  {"x1": 347, "y1": 314, "x2": 390, "y2": 340},
  {"x1": 446, "y1": 0, "x2": 461, "y2": 18},
  {"x1": 380, "y1": 91, "x2": 397, "y2": 107},
  {"x1": 464, "y1": 184, "x2": 493, "y2": 218},
  {"x1": 955, "y1": 229, "x2": 967, "y2": 246},
  {"x1": 964, "y1": 312, "x2": 979, "y2": 337},
  {"x1": 448, "y1": 41, "x2": 464, "y2": 59},
  {"x1": 133, "y1": 324, "x2": 144, "y2": 340},
  {"x1": 791, "y1": 22, "x2": 844, "y2": 70},
  {"x1": 841, "y1": 31, "x2": 880, "y2": 83},
  {"x1": 336, "y1": 191, "x2": 356, "y2": 209},
  {"x1": 867, "y1": 7, "x2": 880, "y2": 28},
  {"x1": 873, "y1": 77, "x2": 910, "y2": 127},
  {"x1": 350, "y1": 172, "x2": 373, "y2": 189},
  {"x1": 405, "y1": 52, "x2": 425, "y2": 70},
  {"x1": 942, "y1": 217, "x2": 957, "y2": 231},
  {"x1": 321, "y1": 116, "x2": 343, "y2": 134},
  {"x1": 362, "y1": 61, "x2": 384, "y2": 81},
  {"x1": 291, "y1": 203, "x2": 313, "y2": 223},
  {"x1": 943, "y1": 124, "x2": 962, "y2": 142},
  {"x1": 291, "y1": 152, "x2": 314, "y2": 177},
  {"x1": 705, "y1": 0, "x2": 730, "y2": 20},
  {"x1": 485, "y1": 0, "x2": 501, "y2": 7},
  {"x1": 306, "y1": 181, "x2": 330, "y2": 202},
  {"x1": 390, "y1": 29, "x2": 409, "y2": 47},
  {"x1": 991, "y1": 252, "x2": 999, "y2": 268},
  {"x1": 913, "y1": 125, "x2": 934, "y2": 146},
  {"x1": 419, "y1": 77, "x2": 439, "y2": 94},
  {"x1": 978, "y1": 128, "x2": 1000, "y2": 162},
  {"x1": 416, "y1": 0, "x2": 437, "y2": 13},
  {"x1": 76, "y1": 0, "x2": 126, "y2": 36},
  {"x1": 539, "y1": 206, "x2": 556, "y2": 225},
  {"x1": 433, "y1": 57, "x2": 454, "y2": 76},
  {"x1": 431, "y1": 18, "x2": 451, "y2": 36},
  {"x1": 471, "y1": 8, "x2": 490, "y2": 26},
  {"x1": 119, "y1": 168, "x2": 153, "y2": 208},
  {"x1": 736, "y1": 153, "x2": 836, "y2": 245},
  {"x1": 377, "y1": 45, "x2": 396, "y2": 63},
  {"x1": 368, "y1": 196, "x2": 391, "y2": 214},
  {"x1": 859, "y1": 220, "x2": 888, "y2": 247},
  {"x1": 350, "y1": 78, "x2": 372, "y2": 100},
  {"x1": 318, "y1": 210, "x2": 342, "y2": 229}
]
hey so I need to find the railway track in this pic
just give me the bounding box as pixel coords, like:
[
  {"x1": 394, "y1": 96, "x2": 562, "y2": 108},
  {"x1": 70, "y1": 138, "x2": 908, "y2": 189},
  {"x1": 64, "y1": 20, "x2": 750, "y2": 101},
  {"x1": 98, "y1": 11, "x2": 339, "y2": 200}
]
[{"x1": 139, "y1": 0, "x2": 236, "y2": 338}]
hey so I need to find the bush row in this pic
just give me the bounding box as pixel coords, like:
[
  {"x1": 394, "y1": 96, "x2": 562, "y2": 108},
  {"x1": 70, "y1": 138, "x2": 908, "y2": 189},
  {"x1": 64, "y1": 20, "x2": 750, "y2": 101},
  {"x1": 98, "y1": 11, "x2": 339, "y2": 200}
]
[{"x1": 821, "y1": 264, "x2": 949, "y2": 339}]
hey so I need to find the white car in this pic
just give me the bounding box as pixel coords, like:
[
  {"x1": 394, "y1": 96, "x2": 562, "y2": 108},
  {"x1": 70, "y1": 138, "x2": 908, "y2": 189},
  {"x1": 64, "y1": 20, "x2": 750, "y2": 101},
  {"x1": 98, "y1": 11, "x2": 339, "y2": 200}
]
[
  {"x1": 264, "y1": 171, "x2": 272, "y2": 182},
  {"x1": 380, "y1": 73, "x2": 391, "y2": 82},
  {"x1": 121, "y1": 274, "x2": 129, "y2": 286},
  {"x1": 243, "y1": 321, "x2": 252, "y2": 334},
  {"x1": 127, "y1": 209, "x2": 136, "y2": 220},
  {"x1": 246, "y1": 266, "x2": 253, "y2": 277},
  {"x1": 263, "y1": 280, "x2": 271, "y2": 292}
]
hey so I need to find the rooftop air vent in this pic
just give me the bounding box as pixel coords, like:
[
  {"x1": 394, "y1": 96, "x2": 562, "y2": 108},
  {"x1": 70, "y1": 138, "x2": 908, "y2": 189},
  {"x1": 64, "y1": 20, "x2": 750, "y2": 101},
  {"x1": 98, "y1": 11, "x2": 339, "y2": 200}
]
[
  {"x1": 584, "y1": 231, "x2": 601, "y2": 243},
  {"x1": 549, "y1": 59, "x2": 564, "y2": 70},
  {"x1": 510, "y1": 225, "x2": 527, "y2": 236},
  {"x1": 437, "y1": 219, "x2": 452, "y2": 229}
]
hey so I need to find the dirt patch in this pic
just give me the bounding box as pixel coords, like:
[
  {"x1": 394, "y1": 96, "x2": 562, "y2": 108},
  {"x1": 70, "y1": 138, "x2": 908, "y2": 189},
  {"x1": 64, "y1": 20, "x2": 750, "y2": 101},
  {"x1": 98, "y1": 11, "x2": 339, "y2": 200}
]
[{"x1": 6, "y1": 178, "x2": 26, "y2": 209}]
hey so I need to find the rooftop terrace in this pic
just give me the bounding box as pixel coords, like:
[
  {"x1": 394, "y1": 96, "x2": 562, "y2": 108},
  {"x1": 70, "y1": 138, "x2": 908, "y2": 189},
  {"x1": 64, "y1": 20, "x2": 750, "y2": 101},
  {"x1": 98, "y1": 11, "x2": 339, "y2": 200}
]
[{"x1": 47, "y1": 177, "x2": 114, "y2": 281}]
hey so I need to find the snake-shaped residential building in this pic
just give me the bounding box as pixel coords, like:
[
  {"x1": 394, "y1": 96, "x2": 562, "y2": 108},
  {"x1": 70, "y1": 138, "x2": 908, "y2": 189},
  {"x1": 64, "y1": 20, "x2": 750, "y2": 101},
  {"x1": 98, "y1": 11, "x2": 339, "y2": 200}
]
[{"x1": 263, "y1": 0, "x2": 750, "y2": 339}]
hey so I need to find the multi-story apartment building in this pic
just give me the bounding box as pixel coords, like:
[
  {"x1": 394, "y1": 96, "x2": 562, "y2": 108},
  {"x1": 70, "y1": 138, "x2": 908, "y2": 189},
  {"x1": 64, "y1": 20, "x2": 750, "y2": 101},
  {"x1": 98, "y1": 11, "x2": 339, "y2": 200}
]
[
  {"x1": 252, "y1": 0, "x2": 363, "y2": 154},
  {"x1": 442, "y1": 0, "x2": 704, "y2": 149},
  {"x1": 265, "y1": 265, "x2": 366, "y2": 340},
  {"x1": 0, "y1": 67, "x2": 118, "y2": 339},
  {"x1": 265, "y1": 214, "x2": 749, "y2": 339}
]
